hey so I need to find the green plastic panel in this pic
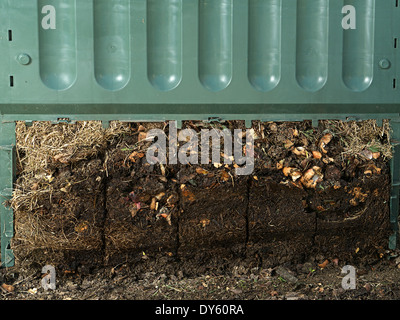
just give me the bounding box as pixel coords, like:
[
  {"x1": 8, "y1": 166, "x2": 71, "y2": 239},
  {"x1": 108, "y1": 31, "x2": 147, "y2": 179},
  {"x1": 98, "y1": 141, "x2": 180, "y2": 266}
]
[
  {"x1": 0, "y1": 0, "x2": 398, "y2": 121},
  {"x1": 0, "y1": 122, "x2": 15, "y2": 267}
]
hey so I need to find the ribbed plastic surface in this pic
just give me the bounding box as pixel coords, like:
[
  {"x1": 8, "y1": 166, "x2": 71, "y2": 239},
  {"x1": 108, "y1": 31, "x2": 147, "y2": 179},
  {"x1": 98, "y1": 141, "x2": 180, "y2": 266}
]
[{"x1": 0, "y1": 0, "x2": 398, "y2": 110}]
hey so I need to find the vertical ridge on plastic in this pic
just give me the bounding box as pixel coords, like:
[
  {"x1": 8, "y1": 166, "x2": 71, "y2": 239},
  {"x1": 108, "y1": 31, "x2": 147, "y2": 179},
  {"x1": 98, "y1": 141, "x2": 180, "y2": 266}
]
[
  {"x1": 93, "y1": 0, "x2": 130, "y2": 91},
  {"x1": 147, "y1": 0, "x2": 182, "y2": 91},
  {"x1": 342, "y1": 0, "x2": 375, "y2": 92},
  {"x1": 198, "y1": 0, "x2": 233, "y2": 92},
  {"x1": 38, "y1": 0, "x2": 77, "y2": 90},
  {"x1": 248, "y1": 0, "x2": 281, "y2": 92},
  {"x1": 295, "y1": 0, "x2": 329, "y2": 92}
]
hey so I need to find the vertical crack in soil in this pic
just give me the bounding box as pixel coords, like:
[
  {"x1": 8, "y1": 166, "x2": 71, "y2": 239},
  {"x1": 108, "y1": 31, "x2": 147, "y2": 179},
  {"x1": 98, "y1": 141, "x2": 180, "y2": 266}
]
[
  {"x1": 100, "y1": 150, "x2": 109, "y2": 266},
  {"x1": 244, "y1": 176, "x2": 251, "y2": 248},
  {"x1": 175, "y1": 185, "x2": 182, "y2": 261}
]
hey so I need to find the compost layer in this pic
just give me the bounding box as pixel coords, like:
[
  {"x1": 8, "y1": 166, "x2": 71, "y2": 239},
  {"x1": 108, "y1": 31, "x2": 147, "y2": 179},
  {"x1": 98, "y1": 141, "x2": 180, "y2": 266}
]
[{"x1": 9, "y1": 120, "x2": 392, "y2": 277}]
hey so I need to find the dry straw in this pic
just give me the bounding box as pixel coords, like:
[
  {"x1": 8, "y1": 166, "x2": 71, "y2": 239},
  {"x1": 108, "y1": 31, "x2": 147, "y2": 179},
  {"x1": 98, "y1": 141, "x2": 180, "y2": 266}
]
[
  {"x1": 319, "y1": 119, "x2": 392, "y2": 160},
  {"x1": 10, "y1": 121, "x2": 131, "y2": 255}
]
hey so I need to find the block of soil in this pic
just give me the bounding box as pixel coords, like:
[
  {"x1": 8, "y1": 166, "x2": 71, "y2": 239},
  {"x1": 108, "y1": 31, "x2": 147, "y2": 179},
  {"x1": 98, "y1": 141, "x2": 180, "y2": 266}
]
[
  {"x1": 12, "y1": 159, "x2": 106, "y2": 266},
  {"x1": 313, "y1": 173, "x2": 391, "y2": 256},
  {"x1": 104, "y1": 144, "x2": 179, "y2": 266},
  {"x1": 178, "y1": 165, "x2": 248, "y2": 260},
  {"x1": 248, "y1": 175, "x2": 315, "y2": 267},
  {"x1": 249, "y1": 175, "x2": 315, "y2": 236}
]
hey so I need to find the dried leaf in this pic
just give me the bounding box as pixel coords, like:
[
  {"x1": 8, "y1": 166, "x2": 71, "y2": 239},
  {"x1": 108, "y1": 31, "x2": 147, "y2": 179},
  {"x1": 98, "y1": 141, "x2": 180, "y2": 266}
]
[
  {"x1": 74, "y1": 221, "x2": 89, "y2": 233},
  {"x1": 302, "y1": 168, "x2": 315, "y2": 181},
  {"x1": 158, "y1": 207, "x2": 172, "y2": 225},
  {"x1": 282, "y1": 167, "x2": 302, "y2": 182},
  {"x1": 1, "y1": 283, "x2": 14, "y2": 292},
  {"x1": 165, "y1": 215, "x2": 172, "y2": 226},
  {"x1": 284, "y1": 139, "x2": 294, "y2": 149},
  {"x1": 318, "y1": 259, "x2": 329, "y2": 269},
  {"x1": 220, "y1": 170, "x2": 230, "y2": 182},
  {"x1": 276, "y1": 160, "x2": 284, "y2": 170},
  {"x1": 200, "y1": 219, "x2": 210, "y2": 227},
  {"x1": 312, "y1": 151, "x2": 322, "y2": 159},
  {"x1": 155, "y1": 192, "x2": 165, "y2": 200},
  {"x1": 319, "y1": 133, "x2": 333, "y2": 154},
  {"x1": 364, "y1": 169, "x2": 372, "y2": 176},
  {"x1": 160, "y1": 163, "x2": 166, "y2": 176},
  {"x1": 180, "y1": 184, "x2": 195, "y2": 202},
  {"x1": 129, "y1": 204, "x2": 139, "y2": 218},
  {"x1": 291, "y1": 171, "x2": 302, "y2": 182},
  {"x1": 372, "y1": 152, "x2": 381, "y2": 159},
  {"x1": 300, "y1": 167, "x2": 323, "y2": 189},
  {"x1": 282, "y1": 167, "x2": 294, "y2": 177},
  {"x1": 349, "y1": 187, "x2": 368, "y2": 202},
  {"x1": 28, "y1": 288, "x2": 38, "y2": 294},
  {"x1": 128, "y1": 151, "x2": 138, "y2": 162},
  {"x1": 150, "y1": 197, "x2": 157, "y2": 210},
  {"x1": 292, "y1": 146, "x2": 307, "y2": 157},
  {"x1": 269, "y1": 123, "x2": 278, "y2": 132},
  {"x1": 196, "y1": 167, "x2": 209, "y2": 175},
  {"x1": 138, "y1": 131, "x2": 147, "y2": 141},
  {"x1": 167, "y1": 192, "x2": 178, "y2": 205},
  {"x1": 333, "y1": 183, "x2": 341, "y2": 190},
  {"x1": 164, "y1": 215, "x2": 172, "y2": 226},
  {"x1": 249, "y1": 128, "x2": 258, "y2": 139},
  {"x1": 365, "y1": 164, "x2": 381, "y2": 174}
]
